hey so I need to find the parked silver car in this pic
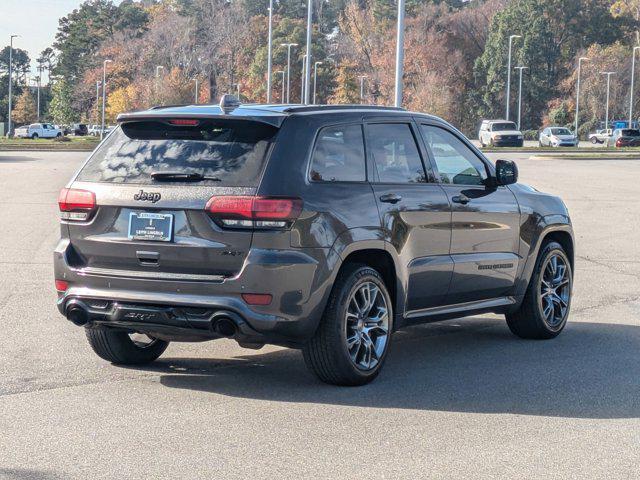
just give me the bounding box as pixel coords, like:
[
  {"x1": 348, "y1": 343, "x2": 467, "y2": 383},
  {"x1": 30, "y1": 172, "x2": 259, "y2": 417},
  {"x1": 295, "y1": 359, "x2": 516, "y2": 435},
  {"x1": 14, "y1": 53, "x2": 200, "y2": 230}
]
[{"x1": 539, "y1": 127, "x2": 578, "y2": 147}]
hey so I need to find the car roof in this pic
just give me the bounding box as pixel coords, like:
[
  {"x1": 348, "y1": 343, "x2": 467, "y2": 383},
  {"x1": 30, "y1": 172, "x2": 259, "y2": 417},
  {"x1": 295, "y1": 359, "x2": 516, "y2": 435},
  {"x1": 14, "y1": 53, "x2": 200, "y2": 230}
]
[{"x1": 117, "y1": 103, "x2": 441, "y2": 127}]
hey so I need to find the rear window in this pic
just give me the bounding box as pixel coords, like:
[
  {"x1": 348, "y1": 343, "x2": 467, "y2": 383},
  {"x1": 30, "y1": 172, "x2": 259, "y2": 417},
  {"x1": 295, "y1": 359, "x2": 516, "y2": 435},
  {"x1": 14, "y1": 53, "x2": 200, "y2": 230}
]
[
  {"x1": 621, "y1": 129, "x2": 640, "y2": 136},
  {"x1": 76, "y1": 119, "x2": 278, "y2": 186}
]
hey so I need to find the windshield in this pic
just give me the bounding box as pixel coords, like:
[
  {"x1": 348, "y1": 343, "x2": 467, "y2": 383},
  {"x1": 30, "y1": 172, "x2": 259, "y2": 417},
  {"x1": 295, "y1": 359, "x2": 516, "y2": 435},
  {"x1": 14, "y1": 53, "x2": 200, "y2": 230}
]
[
  {"x1": 491, "y1": 122, "x2": 517, "y2": 131},
  {"x1": 621, "y1": 129, "x2": 640, "y2": 137},
  {"x1": 550, "y1": 128, "x2": 572, "y2": 135},
  {"x1": 76, "y1": 119, "x2": 278, "y2": 186}
]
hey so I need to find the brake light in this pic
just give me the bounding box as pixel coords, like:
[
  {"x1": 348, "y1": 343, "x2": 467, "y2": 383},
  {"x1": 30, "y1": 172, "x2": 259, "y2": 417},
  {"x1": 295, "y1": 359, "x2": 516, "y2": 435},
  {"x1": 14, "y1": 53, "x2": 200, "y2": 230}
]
[
  {"x1": 616, "y1": 138, "x2": 624, "y2": 147},
  {"x1": 58, "y1": 188, "x2": 96, "y2": 221},
  {"x1": 206, "y1": 196, "x2": 302, "y2": 229},
  {"x1": 168, "y1": 119, "x2": 200, "y2": 126}
]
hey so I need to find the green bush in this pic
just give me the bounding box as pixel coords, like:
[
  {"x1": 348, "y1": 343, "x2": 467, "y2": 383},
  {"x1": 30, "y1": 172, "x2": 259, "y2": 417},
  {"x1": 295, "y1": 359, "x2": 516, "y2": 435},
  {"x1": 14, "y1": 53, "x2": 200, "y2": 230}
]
[{"x1": 522, "y1": 129, "x2": 539, "y2": 140}]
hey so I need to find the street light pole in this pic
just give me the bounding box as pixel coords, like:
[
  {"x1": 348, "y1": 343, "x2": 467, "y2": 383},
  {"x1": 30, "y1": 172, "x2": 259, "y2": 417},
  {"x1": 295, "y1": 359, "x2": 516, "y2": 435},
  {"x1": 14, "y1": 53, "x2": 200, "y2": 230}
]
[
  {"x1": 155, "y1": 65, "x2": 164, "y2": 104},
  {"x1": 514, "y1": 66, "x2": 528, "y2": 130},
  {"x1": 575, "y1": 57, "x2": 589, "y2": 136},
  {"x1": 394, "y1": 0, "x2": 405, "y2": 107},
  {"x1": 266, "y1": 0, "x2": 274, "y2": 103},
  {"x1": 506, "y1": 34, "x2": 522, "y2": 121},
  {"x1": 601, "y1": 71, "x2": 616, "y2": 132},
  {"x1": 301, "y1": 55, "x2": 307, "y2": 102},
  {"x1": 313, "y1": 61, "x2": 322, "y2": 104},
  {"x1": 100, "y1": 59, "x2": 112, "y2": 140},
  {"x1": 277, "y1": 70, "x2": 285, "y2": 103},
  {"x1": 96, "y1": 80, "x2": 101, "y2": 123},
  {"x1": 36, "y1": 75, "x2": 41, "y2": 121},
  {"x1": 281, "y1": 43, "x2": 297, "y2": 104},
  {"x1": 304, "y1": 0, "x2": 312, "y2": 105},
  {"x1": 194, "y1": 78, "x2": 199, "y2": 104},
  {"x1": 358, "y1": 75, "x2": 367, "y2": 103},
  {"x1": 7, "y1": 34, "x2": 19, "y2": 137},
  {"x1": 629, "y1": 46, "x2": 640, "y2": 126}
]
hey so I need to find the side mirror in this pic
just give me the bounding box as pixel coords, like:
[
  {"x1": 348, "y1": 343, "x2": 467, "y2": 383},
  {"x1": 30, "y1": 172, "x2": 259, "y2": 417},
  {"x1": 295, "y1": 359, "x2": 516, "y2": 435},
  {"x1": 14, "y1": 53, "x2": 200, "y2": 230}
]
[{"x1": 495, "y1": 159, "x2": 518, "y2": 186}]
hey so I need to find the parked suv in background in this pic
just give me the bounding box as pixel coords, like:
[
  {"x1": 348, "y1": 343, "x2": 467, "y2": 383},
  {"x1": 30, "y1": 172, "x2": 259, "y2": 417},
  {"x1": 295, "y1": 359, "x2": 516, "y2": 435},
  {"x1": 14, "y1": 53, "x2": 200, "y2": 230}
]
[
  {"x1": 605, "y1": 128, "x2": 640, "y2": 147},
  {"x1": 14, "y1": 122, "x2": 63, "y2": 139},
  {"x1": 478, "y1": 120, "x2": 524, "y2": 147},
  {"x1": 54, "y1": 99, "x2": 574, "y2": 386},
  {"x1": 539, "y1": 127, "x2": 578, "y2": 147}
]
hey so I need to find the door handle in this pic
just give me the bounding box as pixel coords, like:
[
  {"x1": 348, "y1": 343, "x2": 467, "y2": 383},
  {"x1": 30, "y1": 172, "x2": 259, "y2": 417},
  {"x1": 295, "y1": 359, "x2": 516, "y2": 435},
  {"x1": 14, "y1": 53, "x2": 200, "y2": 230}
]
[
  {"x1": 379, "y1": 193, "x2": 402, "y2": 204},
  {"x1": 452, "y1": 194, "x2": 470, "y2": 205}
]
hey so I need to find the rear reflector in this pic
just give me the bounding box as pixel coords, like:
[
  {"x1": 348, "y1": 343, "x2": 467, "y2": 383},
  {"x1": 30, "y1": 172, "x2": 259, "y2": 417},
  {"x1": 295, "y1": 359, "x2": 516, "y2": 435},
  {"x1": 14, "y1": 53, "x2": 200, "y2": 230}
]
[
  {"x1": 242, "y1": 293, "x2": 273, "y2": 305},
  {"x1": 55, "y1": 279, "x2": 69, "y2": 292},
  {"x1": 206, "y1": 196, "x2": 302, "y2": 229},
  {"x1": 58, "y1": 188, "x2": 96, "y2": 221}
]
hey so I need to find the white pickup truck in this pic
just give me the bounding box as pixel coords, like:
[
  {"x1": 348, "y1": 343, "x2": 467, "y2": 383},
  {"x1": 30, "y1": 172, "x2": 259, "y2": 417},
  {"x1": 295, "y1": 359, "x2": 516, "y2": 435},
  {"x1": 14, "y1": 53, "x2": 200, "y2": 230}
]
[
  {"x1": 14, "y1": 123, "x2": 63, "y2": 139},
  {"x1": 588, "y1": 129, "x2": 612, "y2": 144}
]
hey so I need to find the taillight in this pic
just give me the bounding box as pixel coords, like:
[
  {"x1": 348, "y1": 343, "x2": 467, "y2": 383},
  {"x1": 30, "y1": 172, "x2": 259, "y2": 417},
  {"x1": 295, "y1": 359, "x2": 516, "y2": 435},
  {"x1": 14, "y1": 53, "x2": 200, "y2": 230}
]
[
  {"x1": 616, "y1": 138, "x2": 624, "y2": 147},
  {"x1": 206, "y1": 196, "x2": 302, "y2": 229},
  {"x1": 58, "y1": 188, "x2": 96, "y2": 221}
]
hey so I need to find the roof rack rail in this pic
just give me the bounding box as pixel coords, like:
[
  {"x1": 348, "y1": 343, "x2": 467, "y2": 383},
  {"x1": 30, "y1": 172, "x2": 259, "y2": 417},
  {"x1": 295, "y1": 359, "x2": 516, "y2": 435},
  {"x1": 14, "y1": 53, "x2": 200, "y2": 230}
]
[{"x1": 282, "y1": 104, "x2": 406, "y2": 113}]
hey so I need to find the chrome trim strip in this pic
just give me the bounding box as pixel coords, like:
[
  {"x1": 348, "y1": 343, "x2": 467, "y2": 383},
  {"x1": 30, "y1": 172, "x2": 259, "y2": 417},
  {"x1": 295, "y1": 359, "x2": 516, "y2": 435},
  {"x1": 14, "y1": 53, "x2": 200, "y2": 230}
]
[{"x1": 76, "y1": 266, "x2": 225, "y2": 282}]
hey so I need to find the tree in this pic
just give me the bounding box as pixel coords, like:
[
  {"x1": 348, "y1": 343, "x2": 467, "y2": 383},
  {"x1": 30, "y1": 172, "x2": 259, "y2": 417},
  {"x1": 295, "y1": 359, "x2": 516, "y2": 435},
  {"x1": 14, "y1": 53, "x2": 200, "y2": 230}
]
[
  {"x1": 49, "y1": 79, "x2": 76, "y2": 124},
  {"x1": 474, "y1": 0, "x2": 628, "y2": 129},
  {"x1": 12, "y1": 89, "x2": 37, "y2": 125}
]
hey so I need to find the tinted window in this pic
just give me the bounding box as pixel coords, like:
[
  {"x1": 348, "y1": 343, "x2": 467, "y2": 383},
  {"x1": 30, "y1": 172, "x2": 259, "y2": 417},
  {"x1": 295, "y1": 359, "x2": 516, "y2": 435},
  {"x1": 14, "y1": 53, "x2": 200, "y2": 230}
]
[
  {"x1": 421, "y1": 125, "x2": 488, "y2": 186},
  {"x1": 310, "y1": 124, "x2": 366, "y2": 182},
  {"x1": 491, "y1": 122, "x2": 517, "y2": 131},
  {"x1": 77, "y1": 120, "x2": 277, "y2": 186},
  {"x1": 621, "y1": 129, "x2": 640, "y2": 136},
  {"x1": 367, "y1": 123, "x2": 426, "y2": 183}
]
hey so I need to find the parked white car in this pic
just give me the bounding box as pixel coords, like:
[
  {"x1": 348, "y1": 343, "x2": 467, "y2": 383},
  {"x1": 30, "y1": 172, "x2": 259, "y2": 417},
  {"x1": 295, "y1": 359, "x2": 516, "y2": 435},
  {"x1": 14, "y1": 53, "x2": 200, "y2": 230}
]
[
  {"x1": 539, "y1": 127, "x2": 578, "y2": 147},
  {"x1": 588, "y1": 129, "x2": 612, "y2": 144},
  {"x1": 478, "y1": 119, "x2": 524, "y2": 147},
  {"x1": 87, "y1": 125, "x2": 100, "y2": 136},
  {"x1": 14, "y1": 123, "x2": 63, "y2": 139}
]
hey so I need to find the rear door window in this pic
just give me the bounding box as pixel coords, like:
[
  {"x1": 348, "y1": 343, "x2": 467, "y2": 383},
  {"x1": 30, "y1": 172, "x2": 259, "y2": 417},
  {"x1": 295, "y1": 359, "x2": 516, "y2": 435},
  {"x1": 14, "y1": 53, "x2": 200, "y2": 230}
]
[
  {"x1": 366, "y1": 123, "x2": 426, "y2": 183},
  {"x1": 76, "y1": 119, "x2": 278, "y2": 186},
  {"x1": 309, "y1": 124, "x2": 366, "y2": 182}
]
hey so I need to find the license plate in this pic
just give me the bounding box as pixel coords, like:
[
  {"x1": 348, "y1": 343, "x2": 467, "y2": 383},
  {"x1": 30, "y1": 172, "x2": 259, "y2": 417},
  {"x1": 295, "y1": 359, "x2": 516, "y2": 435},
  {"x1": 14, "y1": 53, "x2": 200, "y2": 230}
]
[{"x1": 128, "y1": 212, "x2": 173, "y2": 242}]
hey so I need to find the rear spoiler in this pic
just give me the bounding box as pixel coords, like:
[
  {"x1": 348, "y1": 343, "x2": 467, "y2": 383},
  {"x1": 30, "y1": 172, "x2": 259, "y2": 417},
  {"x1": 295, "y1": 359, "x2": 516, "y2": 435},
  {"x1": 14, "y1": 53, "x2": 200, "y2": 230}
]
[{"x1": 117, "y1": 110, "x2": 285, "y2": 128}]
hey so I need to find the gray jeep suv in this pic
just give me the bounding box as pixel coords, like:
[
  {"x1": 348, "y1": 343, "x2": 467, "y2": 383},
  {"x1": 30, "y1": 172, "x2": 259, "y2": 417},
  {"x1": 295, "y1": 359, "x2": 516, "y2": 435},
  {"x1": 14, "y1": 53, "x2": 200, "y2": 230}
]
[{"x1": 54, "y1": 100, "x2": 574, "y2": 386}]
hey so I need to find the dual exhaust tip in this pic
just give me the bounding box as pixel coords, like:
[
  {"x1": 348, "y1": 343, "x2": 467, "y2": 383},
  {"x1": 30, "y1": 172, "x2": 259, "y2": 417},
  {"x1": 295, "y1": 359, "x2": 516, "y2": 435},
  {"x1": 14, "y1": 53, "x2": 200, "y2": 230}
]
[{"x1": 65, "y1": 300, "x2": 240, "y2": 338}]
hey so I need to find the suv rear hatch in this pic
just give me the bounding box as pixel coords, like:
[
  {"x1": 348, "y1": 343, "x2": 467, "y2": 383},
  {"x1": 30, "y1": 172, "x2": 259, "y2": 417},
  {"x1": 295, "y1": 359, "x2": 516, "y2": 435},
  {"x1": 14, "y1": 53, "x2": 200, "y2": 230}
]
[{"x1": 61, "y1": 116, "x2": 282, "y2": 279}]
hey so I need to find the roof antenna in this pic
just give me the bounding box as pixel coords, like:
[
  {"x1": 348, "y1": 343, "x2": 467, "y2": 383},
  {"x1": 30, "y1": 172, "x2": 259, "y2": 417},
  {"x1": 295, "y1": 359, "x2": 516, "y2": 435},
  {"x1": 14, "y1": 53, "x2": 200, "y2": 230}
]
[{"x1": 220, "y1": 94, "x2": 240, "y2": 114}]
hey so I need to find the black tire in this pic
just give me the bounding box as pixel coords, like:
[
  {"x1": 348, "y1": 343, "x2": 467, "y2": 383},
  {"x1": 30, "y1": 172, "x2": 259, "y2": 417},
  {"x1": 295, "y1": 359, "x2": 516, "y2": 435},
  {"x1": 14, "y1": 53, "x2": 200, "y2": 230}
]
[
  {"x1": 31, "y1": 133, "x2": 38, "y2": 139},
  {"x1": 506, "y1": 241, "x2": 572, "y2": 339},
  {"x1": 590, "y1": 137, "x2": 598, "y2": 144},
  {"x1": 303, "y1": 264, "x2": 393, "y2": 386},
  {"x1": 56, "y1": 132, "x2": 62, "y2": 137},
  {"x1": 85, "y1": 327, "x2": 169, "y2": 364}
]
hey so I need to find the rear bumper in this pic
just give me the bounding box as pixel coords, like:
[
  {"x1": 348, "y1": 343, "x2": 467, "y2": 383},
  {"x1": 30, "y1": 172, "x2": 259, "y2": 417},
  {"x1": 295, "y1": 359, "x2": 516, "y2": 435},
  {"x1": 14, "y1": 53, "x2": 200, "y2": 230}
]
[{"x1": 54, "y1": 239, "x2": 337, "y2": 346}]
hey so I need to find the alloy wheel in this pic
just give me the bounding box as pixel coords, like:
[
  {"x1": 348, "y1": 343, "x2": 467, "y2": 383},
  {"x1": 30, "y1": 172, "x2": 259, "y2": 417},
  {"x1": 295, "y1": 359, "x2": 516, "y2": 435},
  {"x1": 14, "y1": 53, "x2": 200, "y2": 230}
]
[
  {"x1": 344, "y1": 281, "x2": 390, "y2": 371},
  {"x1": 539, "y1": 254, "x2": 571, "y2": 329}
]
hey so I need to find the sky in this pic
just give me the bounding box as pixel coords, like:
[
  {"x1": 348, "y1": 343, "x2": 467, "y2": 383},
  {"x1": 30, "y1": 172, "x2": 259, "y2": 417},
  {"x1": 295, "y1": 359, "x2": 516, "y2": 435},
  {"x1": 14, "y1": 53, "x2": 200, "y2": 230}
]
[{"x1": 0, "y1": 0, "x2": 123, "y2": 81}]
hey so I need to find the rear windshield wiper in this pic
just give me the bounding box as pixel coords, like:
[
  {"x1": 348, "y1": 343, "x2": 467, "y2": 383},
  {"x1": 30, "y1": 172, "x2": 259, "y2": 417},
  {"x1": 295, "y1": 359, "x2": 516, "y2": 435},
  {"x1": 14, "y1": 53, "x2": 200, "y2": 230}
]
[{"x1": 150, "y1": 171, "x2": 221, "y2": 182}]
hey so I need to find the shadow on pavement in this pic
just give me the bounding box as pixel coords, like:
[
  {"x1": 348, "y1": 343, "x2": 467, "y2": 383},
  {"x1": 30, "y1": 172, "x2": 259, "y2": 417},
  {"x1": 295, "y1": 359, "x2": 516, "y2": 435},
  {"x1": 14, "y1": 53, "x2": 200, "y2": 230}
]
[
  {"x1": 0, "y1": 469, "x2": 64, "y2": 480},
  {"x1": 0, "y1": 155, "x2": 36, "y2": 163},
  {"x1": 136, "y1": 318, "x2": 639, "y2": 419}
]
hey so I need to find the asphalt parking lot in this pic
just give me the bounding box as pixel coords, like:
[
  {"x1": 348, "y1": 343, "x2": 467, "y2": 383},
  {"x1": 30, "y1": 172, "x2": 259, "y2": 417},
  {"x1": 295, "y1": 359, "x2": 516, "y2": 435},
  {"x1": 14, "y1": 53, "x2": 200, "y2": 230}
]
[{"x1": 0, "y1": 150, "x2": 638, "y2": 479}]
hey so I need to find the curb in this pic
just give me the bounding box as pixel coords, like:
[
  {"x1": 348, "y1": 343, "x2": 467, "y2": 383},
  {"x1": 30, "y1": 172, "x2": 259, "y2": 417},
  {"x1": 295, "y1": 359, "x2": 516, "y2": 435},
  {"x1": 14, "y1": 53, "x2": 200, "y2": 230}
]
[{"x1": 529, "y1": 154, "x2": 640, "y2": 161}]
